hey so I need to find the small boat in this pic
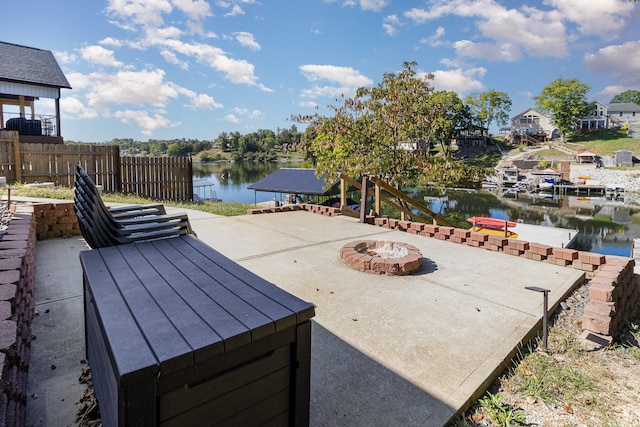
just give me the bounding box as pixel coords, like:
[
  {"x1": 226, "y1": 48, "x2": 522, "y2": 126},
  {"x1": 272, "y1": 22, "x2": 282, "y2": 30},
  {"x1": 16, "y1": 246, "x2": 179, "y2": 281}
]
[{"x1": 467, "y1": 216, "x2": 518, "y2": 238}]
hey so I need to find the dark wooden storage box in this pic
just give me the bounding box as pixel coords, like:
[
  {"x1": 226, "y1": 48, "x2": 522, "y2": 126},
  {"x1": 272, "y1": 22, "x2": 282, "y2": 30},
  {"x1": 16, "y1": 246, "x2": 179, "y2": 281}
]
[{"x1": 80, "y1": 235, "x2": 315, "y2": 426}]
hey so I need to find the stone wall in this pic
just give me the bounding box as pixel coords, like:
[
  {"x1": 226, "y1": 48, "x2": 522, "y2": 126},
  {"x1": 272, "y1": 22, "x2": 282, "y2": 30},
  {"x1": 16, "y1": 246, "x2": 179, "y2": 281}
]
[
  {"x1": 32, "y1": 202, "x2": 80, "y2": 240},
  {"x1": 368, "y1": 216, "x2": 638, "y2": 338},
  {"x1": 247, "y1": 203, "x2": 342, "y2": 217},
  {"x1": 0, "y1": 205, "x2": 37, "y2": 426}
]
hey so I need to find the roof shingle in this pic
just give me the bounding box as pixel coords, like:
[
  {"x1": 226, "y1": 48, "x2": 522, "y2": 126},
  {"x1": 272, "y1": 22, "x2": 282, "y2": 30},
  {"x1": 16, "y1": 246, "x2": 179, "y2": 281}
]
[{"x1": 0, "y1": 41, "x2": 71, "y2": 89}]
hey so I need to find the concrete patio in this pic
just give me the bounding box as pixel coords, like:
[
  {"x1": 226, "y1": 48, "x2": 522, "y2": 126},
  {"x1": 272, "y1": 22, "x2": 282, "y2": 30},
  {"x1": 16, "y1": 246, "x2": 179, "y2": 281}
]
[{"x1": 26, "y1": 209, "x2": 584, "y2": 426}]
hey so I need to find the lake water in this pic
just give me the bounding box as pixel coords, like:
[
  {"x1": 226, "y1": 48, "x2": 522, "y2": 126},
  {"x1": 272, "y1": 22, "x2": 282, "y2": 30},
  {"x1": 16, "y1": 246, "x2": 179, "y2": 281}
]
[
  {"x1": 193, "y1": 161, "x2": 302, "y2": 204},
  {"x1": 193, "y1": 162, "x2": 640, "y2": 256},
  {"x1": 409, "y1": 188, "x2": 640, "y2": 257}
]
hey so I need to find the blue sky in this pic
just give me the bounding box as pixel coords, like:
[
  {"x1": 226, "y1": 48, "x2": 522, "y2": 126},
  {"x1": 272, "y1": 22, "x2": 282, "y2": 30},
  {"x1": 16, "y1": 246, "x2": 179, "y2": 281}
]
[{"x1": 3, "y1": 0, "x2": 639, "y2": 142}]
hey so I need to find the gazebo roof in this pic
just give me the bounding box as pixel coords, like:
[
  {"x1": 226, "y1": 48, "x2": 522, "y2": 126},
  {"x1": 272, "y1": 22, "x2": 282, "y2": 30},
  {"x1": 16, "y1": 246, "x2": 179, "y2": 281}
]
[{"x1": 577, "y1": 150, "x2": 597, "y2": 157}]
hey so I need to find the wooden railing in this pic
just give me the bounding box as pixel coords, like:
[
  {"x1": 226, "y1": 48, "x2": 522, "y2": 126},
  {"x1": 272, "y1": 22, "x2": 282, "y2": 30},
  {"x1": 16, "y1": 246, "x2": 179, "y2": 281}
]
[
  {"x1": 0, "y1": 131, "x2": 193, "y2": 201},
  {"x1": 339, "y1": 174, "x2": 455, "y2": 227}
]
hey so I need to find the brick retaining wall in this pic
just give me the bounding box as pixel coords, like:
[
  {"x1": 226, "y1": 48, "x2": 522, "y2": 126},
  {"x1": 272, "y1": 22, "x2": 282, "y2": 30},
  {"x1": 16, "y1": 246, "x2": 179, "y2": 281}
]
[
  {"x1": 369, "y1": 215, "x2": 639, "y2": 338},
  {"x1": 32, "y1": 202, "x2": 80, "y2": 240},
  {"x1": 0, "y1": 205, "x2": 37, "y2": 426},
  {"x1": 251, "y1": 205, "x2": 640, "y2": 338}
]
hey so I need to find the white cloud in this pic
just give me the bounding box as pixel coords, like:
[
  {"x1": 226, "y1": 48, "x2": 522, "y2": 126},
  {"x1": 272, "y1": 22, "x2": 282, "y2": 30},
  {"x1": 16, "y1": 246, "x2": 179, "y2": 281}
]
[
  {"x1": 223, "y1": 4, "x2": 244, "y2": 17},
  {"x1": 113, "y1": 109, "x2": 176, "y2": 135},
  {"x1": 82, "y1": 69, "x2": 179, "y2": 109},
  {"x1": 405, "y1": 1, "x2": 568, "y2": 61},
  {"x1": 61, "y1": 97, "x2": 99, "y2": 119},
  {"x1": 103, "y1": 0, "x2": 268, "y2": 92},
  {"x1": 544, "y1": 0, "x2": 633, "y2": 40},
  {"x1": 328, "y1": 0, "x2": 388, "y2": 12},
  {"x1": 80, "y1": 45, "x2": 123, "y2": 67},
  {"x1": 429, "y1": 67, "x2": 486, "y2": 95},
  {"x1": 584, "y1": 40, "x2": 640, "y2": 86},
  {"x1": 420, "y1": 26, "x2": 446, "y2": 47},
  {"x1": 188, "y1": 93, "x2": 224, "y2": 109},
  {"x1": 225, "y1": 113, "x2": 240, "y2": 123},
  {"x1": 54, "y1": 51, "x2": 77, "y2": 64},
  {"x1": 234, "y1": 32, "x2": 261, "y2": 50},
  {"x1": 142, "y1": 25, "x2": 185, "y2": 46},
  {"x1": 172, "y1": 0, "x2": 211, "y2": 20},
  {"x1": 147, "y1": 39, "x2": 271, "y2": 90},
  {"x1": 595, "y1": 85, "x2": 631, "y2": 104},
  {"x1": 300, "y1": 65, "x2": 372, "y2": 88},
  {"x1": 160, "y1": 49, "x2": 189, "y2": 69},
  {"x1": 106, "y1": 0, "x2": 173, "y2": 27},
  {"x1": 382, "y1": 15, "x2": 401, "y2": 36},
  {"x1": 298, "y1": 100, "x2": 318, "y2": 108},
  {"x1": 230, "y1": 107, "x2": 263, "y2": 119},
  {"x1": 99, "y1": 37, "x2": 123, "y2": 47},
  {"x1": 360, "y1": 0, "x2": 389, "y2": 12},
  {"x1": 299, "y1": 64, "x2": 373, "y2": 99}
]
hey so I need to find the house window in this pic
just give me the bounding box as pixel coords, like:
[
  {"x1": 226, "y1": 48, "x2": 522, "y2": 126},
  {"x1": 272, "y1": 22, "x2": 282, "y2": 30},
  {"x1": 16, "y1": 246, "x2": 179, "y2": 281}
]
[
  {"x1": 600, "y1": 111, "x2": 603, "y2": 116},
  {"x1": 620, "y1": 112, "x2": 623, "y2": 117}
]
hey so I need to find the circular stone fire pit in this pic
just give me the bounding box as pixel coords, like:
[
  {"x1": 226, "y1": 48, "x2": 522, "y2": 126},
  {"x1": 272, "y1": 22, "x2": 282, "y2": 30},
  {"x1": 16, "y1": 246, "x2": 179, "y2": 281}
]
[{"x1": 340, "y1": 240, "x2": 423, "y2": 276}]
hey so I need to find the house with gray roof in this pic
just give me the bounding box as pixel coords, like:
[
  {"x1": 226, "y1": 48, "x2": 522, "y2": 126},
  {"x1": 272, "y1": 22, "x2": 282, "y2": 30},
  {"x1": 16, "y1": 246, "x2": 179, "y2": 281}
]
[
  {"x1": 606, "y1": 102, "x2": 640, "y2": 137},
  {"x1": 510, "y1": 101, "x2": 640, "y2": 143},
  {"x1": 0, "y1": 41, "x2": 71, "y2": 142}
]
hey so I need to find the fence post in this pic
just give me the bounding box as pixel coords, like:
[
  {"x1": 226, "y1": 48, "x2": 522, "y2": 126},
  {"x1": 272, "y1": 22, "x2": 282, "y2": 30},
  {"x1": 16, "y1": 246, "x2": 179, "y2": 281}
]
[{"x1": 12, "y1": 131, "x2": 21, "y2": 182}]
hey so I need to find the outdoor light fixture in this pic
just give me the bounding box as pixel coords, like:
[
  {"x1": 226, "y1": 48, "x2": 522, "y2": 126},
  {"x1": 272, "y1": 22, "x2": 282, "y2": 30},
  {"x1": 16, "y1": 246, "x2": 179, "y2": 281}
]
[{"x1": 525, "y1": 286, "x2": 551, "y2": 352}]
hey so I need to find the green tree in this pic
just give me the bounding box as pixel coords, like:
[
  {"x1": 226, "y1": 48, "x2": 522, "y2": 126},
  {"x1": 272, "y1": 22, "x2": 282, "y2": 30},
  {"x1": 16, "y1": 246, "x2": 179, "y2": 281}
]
[
  {"x1": 534, "y1": 78, "x2": 593, "y2": 142},
  {"x1": 166, "y1": 141, "x2": 191, "y2": 157},
  {"x1": 465, "y1": 89, "x2": 512, "y2": 133},
  {"x1": 610, "y1": 89, "x2": 640, "y2": 105},
  {"x1": 428, "y1": 90, "x2": 470, "y2": 155},
  {"x1": 215, "y1": 132, "x2": 231, "y2": 151},
  {"x1": 294, "y1": 61, "x2": 436, "y2": 188}
]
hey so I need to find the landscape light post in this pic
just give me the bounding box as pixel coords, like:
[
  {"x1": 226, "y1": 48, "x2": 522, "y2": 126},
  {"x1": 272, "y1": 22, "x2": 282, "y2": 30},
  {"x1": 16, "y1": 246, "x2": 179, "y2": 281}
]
[{"x1": 525, "y1": 286, "x2": 551, "y2": 352}]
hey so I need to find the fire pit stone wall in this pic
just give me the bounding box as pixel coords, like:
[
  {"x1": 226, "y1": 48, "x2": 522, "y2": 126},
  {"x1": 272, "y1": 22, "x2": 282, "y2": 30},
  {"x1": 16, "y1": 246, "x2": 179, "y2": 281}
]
[{"x1": 340, "y1": 240, "x2": 422, "y2": 276}]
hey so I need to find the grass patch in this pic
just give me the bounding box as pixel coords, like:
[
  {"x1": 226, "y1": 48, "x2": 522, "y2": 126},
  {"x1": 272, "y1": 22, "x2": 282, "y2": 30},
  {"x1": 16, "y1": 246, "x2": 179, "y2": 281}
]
[
  {"x1": 528, "y1": 149, "x2": 568, "y2": 158},
  {"x1": 478, "y1": 392, "x2": 527, "y2": 427},
  {"x1": 456, "y1": 305, "x2": 640, "y2": 427},
  {"x1": 5, "y1": 184, "x2": 253, "y2": 217},
  {"x1": 463, "y1": 148, "x2": 503, "y2": 169},
  {"x1": 563, "y1": 129, "x2": 640, "y2": 156}
]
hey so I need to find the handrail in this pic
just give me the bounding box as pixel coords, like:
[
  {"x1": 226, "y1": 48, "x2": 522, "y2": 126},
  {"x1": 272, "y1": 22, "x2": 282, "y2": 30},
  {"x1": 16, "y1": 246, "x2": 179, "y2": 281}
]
[{"x1": 339, "y1": 174, "x2": 456, "y2": 227}]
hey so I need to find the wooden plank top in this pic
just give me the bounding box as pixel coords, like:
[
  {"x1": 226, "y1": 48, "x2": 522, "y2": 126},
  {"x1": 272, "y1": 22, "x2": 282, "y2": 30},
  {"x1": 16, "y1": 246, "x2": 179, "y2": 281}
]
[{"x1": 80, "y1": 235, "x2": 315, "y2": 377}]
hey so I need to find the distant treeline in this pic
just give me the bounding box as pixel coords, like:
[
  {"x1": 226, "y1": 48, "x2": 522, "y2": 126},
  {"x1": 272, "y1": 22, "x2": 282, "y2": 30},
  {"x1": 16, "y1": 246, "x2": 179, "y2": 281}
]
[{"x1": 67, "y1": 125, "x2": 304, "y2": 162}]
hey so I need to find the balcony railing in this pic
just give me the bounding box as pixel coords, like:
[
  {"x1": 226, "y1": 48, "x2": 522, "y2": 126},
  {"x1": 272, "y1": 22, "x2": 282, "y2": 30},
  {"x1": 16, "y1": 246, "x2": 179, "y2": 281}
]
[{"x1": 2, "y1": 112, "x2": 57, "y2": 137}]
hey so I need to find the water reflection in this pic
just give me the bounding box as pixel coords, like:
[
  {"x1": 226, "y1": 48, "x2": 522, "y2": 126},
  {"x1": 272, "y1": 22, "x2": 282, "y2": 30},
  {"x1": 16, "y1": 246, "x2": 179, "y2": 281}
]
[
  {"x1": 193, "y1": 161, "x2": 302, "y2": 204},
  {"x1": 192, "y1": 161, "x2": 640, "y2": 256},
  {"x1": 413, "y1": 188, "x2": 640, "y2": 256}
]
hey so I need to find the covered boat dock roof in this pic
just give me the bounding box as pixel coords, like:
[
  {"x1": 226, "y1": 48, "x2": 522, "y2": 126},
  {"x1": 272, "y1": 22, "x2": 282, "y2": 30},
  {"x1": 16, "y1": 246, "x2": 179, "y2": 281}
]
[
  {"x1": 247, "y1": 168, "x2": 343, "y2": 205},
  {"x1": 248, "y1": 168, "x2": 339, "y2": 196}
]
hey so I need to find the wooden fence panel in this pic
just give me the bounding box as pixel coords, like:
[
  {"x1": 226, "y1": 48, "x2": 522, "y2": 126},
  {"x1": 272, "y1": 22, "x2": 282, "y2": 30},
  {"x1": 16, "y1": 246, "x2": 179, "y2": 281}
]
[
  {"x1": 16, "y1": 143, "x2": 121, "y2": 192},
  {"x1": 0, "y1": 139, "x2": 192, "y2": 201},
  {"x1": 0, "y1": 131, "x2": 19, "y2": 181},
  {"x1": 120, "y1": 156, "x2": 192, "y2": 201}
]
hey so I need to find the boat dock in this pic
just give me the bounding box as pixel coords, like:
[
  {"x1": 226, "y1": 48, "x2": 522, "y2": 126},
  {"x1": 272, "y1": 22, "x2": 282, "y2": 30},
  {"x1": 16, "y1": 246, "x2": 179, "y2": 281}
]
[
  {"x1": 514, "y1": 222, "x2": 578, "y2": 249},
  {"x1": 553, "y1": 184, "x2": 607, "y2": 196}
]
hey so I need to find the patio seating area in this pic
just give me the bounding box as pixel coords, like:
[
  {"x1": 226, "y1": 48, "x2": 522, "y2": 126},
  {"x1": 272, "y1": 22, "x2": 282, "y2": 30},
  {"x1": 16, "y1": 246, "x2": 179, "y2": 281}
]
[{"x1": 27, "y1": 208, "x2": 585, "y2": 426}]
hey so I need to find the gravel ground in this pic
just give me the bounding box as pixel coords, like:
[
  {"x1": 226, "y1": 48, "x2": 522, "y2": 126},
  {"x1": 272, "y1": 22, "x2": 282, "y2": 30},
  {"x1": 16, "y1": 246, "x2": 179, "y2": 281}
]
[
  {"x1": 574, "y1": 167, "x2": 640, "y2": 193},
  {"x1": 454, "y1": 275, "x2": 640, "y2": 427}
]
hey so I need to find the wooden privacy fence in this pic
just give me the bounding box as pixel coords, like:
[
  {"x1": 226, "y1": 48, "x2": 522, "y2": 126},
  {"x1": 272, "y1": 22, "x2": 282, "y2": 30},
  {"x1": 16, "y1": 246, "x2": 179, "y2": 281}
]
[
  {"x1": 0, "y1": 131, "x2": 193, "y2": 201},
  {"x1": 120, "y1": 156, "x2": 193, "y2": 202}
]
